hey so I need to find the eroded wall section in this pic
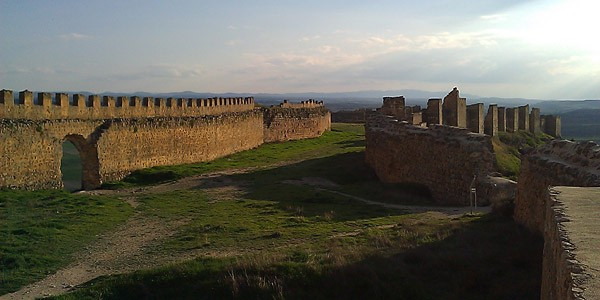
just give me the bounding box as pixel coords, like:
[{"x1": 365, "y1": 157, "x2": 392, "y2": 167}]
[{"x1": 365, "y1": 113, "x2": 495, "y2": 205}]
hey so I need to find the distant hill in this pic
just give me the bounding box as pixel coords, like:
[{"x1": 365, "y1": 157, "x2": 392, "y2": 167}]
[
  {"x1": 560, "y1": 109, "x2": 600, "y2": 143},
  {"x1": 534, "y1": 100, "x2": 600, "y2": 115}
]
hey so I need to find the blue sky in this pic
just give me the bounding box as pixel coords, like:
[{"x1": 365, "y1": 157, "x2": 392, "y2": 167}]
[{"x1": 1, "y1": 0, "x2": 599, "y2": 99}]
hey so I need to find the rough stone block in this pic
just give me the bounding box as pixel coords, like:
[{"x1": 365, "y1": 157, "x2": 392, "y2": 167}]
[
  {"x1": 506, "y1": 108, "x2": 518, "y2": 132},
  {"x1": 426, "y1": 98, "x2": 443, "y2": 125},
  {"x1": 484, "y1": 104, "x2": 498, "y2": 136},
  {"x1": 467, "y1": 103, "x2": 484, "y2": 134},
  {"x1": 442, "y1": 87, "x2": 467, "y2": 128},
  {"x1": 529, "y1": 108, "x2": 541, "y2": 134},
  {"x1": 497, "y1": 107, "x2": 506, "y2": 132},
  {"x1": 518, "y1": 104, "x2": 530, "y2": 131}
]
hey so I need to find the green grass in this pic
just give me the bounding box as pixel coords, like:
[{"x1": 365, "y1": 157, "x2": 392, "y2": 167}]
[
  {"x1": 2, "y1": 124, "x2": 542, "y2": 299},
  {"x1": 493, "y1": 131, "x2": 552, "y2": 180},
  {"x1": 0, "y1": 190, "x2": 134, "y2": 294},
  {"x1": 51, "y1": 214, "x2": 542, "y2": 300},
  {"x1": 103, "y1": 124, "x2": 366, "y2": 189}
]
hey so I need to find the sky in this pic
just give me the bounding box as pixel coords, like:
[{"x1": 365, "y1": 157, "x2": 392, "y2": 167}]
[{"x1": 1, "y1": 0, "x2": 599, "y2": 99}]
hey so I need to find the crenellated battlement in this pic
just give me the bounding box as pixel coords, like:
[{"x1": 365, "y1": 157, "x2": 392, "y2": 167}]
[
  {"x1": 0, "y1": 89, "x2": 255, "y2": 120},
  {"x1": 276, "y1": 99, "x2": 324, "y2": 109}
]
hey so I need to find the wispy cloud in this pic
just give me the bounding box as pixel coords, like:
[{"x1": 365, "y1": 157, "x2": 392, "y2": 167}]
[{"x1": 59, "y1": 33, "x2": 92, "y2": 40}]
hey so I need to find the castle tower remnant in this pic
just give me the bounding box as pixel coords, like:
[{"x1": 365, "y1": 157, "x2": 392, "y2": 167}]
[{"x1": 442, "y1": 87, "x2": 467, "y2": 128}]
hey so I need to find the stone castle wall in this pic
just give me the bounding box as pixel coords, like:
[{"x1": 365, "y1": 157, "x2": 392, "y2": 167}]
[
  {"x1": 0, "y1": 91, "x2": 331, "y2": 190},
  {"x1": 365, "y1": 112, "x2": 495, "y2": 205},
  {"x1": 97, "y1": 112, "x2": 264, "y2": 182},
  {"x1": 540, "y1": 187, "x2": 600, "y2": 300},
  {"x1": 514, "y1": 140, "x2": 600, "y2": 233},
  {"x1": 263, "y1": 107, "x2": 331, "y2": 143},
  {"x1": 0, "y1": 90, "x2": 255, "y2": 120}
]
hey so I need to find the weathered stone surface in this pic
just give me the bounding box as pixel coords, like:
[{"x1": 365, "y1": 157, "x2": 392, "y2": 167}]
[
  {"x1": 0, "y1": 89, "x2": 256, "y2": 120},
  {"x1": 543, "y1": 115, "x2": 562, "y2": 138},
  {"x1": 442, "y1": 87, "x2": 467, "y2": 128},
  {"x1": 263, "y1": 107, "x2": 331, "y2": 143},
  {"x1": 365, "y1": 112, "x2": 495, "y2": 205},
  {"x1": 529, "y1": 107, "x2": 541, "y2": 134},
  {"x1": 518, "y1": 105, "x2": 530, "y2": 132},
  {"x1": 506, "y1": 108, "x2": 519, "y2": 132},
  {"x1": 426, "y1": 98, "x2": 443, "y2": 125},
  {"x1": 497, "y1": 107, "x2": 507, "y2": 132},
  {"x1": 541, "y1": 187, "x2": 600, "y2": 300},
  {"x1": 0, "y1": 92, "x2": 331, "y2": 190},
  {"x1": 484, "y1": 104, "x2": 498, "y2": 136},
  {"x1": 514, "y1": 140, "x2": 600, "y2": 233},
  {"x1": 467, "y1": 103, "x2": 484, "y2": 134},
  {"x1": 380, "y1": 96, "x2": 406, "y2": 119}
]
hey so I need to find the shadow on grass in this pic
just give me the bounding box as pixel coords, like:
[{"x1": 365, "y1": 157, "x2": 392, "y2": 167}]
[
  {"x1": 50, "y1": 215, "x2": 542, "y2": 300},
  {"x1": 230, "y1": 151, "x2": 434, "y2": 207}
]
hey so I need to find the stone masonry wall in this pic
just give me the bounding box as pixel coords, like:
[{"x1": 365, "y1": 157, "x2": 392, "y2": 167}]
[
  {"x1": 541, "y1": 187, "x2": 600, "y2": 300},
  {"x1": 263, "y1": 107, "x2": 331, "y2": 143},
  {"x1": 0, "y1": 89, "x2": 255, "y2": 120},
  {"x1": 97, "y1": 111, "x2": 264, "y2": 182},
  {"x1": 0, "y1": 111, "x2": 264, "y2": 189},
  {"x1": 1, "y1": 95, "x2": 331, "y2": 190},
  {"x1": 365, "y1": 113, "x2": 495, "y2": 205},
  {"x1": 514, "y1": 140, "x2": 600, "y2": 233}
]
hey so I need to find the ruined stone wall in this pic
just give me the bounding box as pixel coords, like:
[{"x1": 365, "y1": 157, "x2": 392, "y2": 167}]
[
  {"x1": 514, "y1": 140, "x2": 600, "y2": 233},
  {"x1": 0, "y1": 111, "x2": 264, "y2": 189},
  {"x1": 365, "y1": 113, "x2": 495, "y2": 205},
  {"x1": 541, "y1": 187, "x2": 600, "y2": 300},
  {"x1": 277, "y1": 99, "x2": 324, "y2": 109},
  {"x1": 0, "y1": 90, "x2": 255, "y2": 120},
  {"x1": 263, "y1": 107, "x2": 331, "y2": 143}
]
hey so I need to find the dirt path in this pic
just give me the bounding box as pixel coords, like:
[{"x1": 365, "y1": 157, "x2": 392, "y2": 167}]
[{"x1": 1, "y1": 170, "x2": 489, "y2": 299}]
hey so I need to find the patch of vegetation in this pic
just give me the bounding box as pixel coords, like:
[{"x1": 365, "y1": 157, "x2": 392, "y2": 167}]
[
  {"x1": 50, "y1": 215, "x2": 542, "y2": 300},
  {"x1": 493, "y1": 131, "x2": 552, "y2": 180},
  {"x1": 102, "y1": 124, "x2": 365, "y2": 188},
  {"x1": 0, "y1": 190, "x2": 133, "y2": 295}
]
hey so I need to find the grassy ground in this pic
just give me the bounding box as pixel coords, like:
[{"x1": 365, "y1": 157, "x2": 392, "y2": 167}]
[
  {"x1": 0, "y1": 190, "x2": 133, "y2": 294},
  {"x1": 103, "y1": 124, "x2": 367, "y2": 189},
  {"x1": 51, "y1": 213, "x2": 541, "y2": 300},
  {"x1": 2, "y1": 124, "x2": 543, "y2": 299}
]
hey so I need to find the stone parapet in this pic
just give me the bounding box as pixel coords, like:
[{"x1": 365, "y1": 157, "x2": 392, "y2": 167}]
[
  {"x1": 541, "y1": 187, "x2": 600, "y2": 300},
  {"x1": 514, "y1": 140, "x2": 600, "y2": 233},
  {"x1": 0, "y1": 89, "x2": 255, "y2": 120}
]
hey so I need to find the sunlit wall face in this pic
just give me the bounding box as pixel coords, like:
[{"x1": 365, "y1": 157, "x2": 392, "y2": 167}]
[{"x1": 0, "y1": 0, "x2": 597, "y2": 99}]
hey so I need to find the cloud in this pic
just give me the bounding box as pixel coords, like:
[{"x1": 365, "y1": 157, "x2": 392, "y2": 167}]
[
  {"x1": 58, "y1": 33, "x2": 92, "y2": 41},
  {"x1": 479, "y1": 14, "x2": 507, "y2": 22},
  {"x1": 110, "y1": 64, "x2": 203, "y2": 81}
]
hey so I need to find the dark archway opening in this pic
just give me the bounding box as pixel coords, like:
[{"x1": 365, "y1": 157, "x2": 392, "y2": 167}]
[
  {"x1": 61, "y1": 140, "x2": 83, "y2": 191},
  {"x1": 61, "y1": 134, "x2": 101, "y2": 191}
]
